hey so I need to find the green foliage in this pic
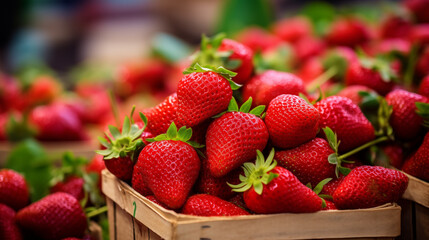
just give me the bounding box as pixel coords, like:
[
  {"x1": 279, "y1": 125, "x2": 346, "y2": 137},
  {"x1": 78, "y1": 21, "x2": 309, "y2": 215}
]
[
  {"x1": 151, "y1": 33, "x2": 192, "y2": 63},
  {"x1": 6, "y1": 139, "x2": 52, "y2": 202},
  {"x1": 416, "y1": 102, "x2": 429, "y2": 128},
  {"x1": 6, "y1": 113, "x2": 37, "y2": 142},
  {"x1": 184, "y1": 63, "x2": 241, "y2": 91},
  {"x1": 146, "y1": 122, "x2": 204, "y2": 150},
  {"x1": 300, "y1": 1, "x2": 335, "y2": 36}
]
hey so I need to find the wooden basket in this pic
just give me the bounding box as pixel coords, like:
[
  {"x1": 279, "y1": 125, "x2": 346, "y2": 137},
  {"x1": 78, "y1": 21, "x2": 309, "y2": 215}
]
[{"x1": 102, "y1": 170, "x2": 401, "y2": 240}]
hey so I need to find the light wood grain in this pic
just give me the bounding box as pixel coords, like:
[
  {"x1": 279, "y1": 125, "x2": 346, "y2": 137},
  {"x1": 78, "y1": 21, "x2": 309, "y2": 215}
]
[{"x1": 402, "y1": 172, "x2": 429, "y2": 208}]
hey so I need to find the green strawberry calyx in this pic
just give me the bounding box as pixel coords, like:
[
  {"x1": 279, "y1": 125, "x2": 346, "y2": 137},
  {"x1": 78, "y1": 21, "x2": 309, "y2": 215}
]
[
  {"x1": 213, "y1": 97, "x2": 266, "y2": 118},
  {"x1": 358, "y1": 50, "x2": 398, "y2": 83},
  {"x1": 323, "y1": 127, "x2": 353, "y2": 178},
  {"x1": 306, "y1": 178, "x2": 333, "y2": 209},
  {"x1": 146, "y1": 122, "x2": 204, "y2": 150},
  {"x1": 376, "y1": 97, "x2": 394, "y2": 140},
  {"x1": 183, "y1": 63, "x2": 241, "y2": 90},
  {"x1": 96, "y1": 106, "x2": 147, "y2": 161},
  {"x1": 228, "y1": 149, "x2": 279, "y2": 195},
  {"x1": 416, "y1": 102, "x2": 429, "y2": 128}
]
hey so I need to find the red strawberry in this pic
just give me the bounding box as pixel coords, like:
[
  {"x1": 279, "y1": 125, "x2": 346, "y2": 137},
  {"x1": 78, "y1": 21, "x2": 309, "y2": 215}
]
[
  {"x1": 416, "y1": 47, "x2": 429, "y2": 78},
  {"x1": 143, "y1": 93, "x2": 177, "y2": 136},
  {"x1": 314, "y1": 96, "x2": 375, "y2": 152},
  {"x1": 410, "y1": 24, "x2": 429, "y2": 46},
  {"x1": 381, "y1": 143, "x2": 404, "y2": 169},
  {"x1": 265, "y1": 94, "x2": 320, "y2": 149},
  {"x1": 296, "y1": 58, "x2": 325, "y2": 84},
  {"x1": 135, "y1": 124, "x2": 201, "y2": 209},
  {"x1": 402, "y1": 132, "x2": 429, "y2": 181},
  {"x1": 418, "y1": 75, "x2": 429, "y2": 97},
  {"x1": 320, "y1": 176, "x2": 345, "y2": 196},
  {"x1": 76, "y1": 84, "x2": 112, "y2": 125},
  {"x1": 293, "y1": 36, "x2": 326, "y2": 63},
  {"x1": 230, "y1": 149, "x2": 323, "y2": 214},
  {"x1": 24, "y1": 75, "x2": 61, "y2": 108},
  {"x1": 235, "y1": 27, "x2": 281, "y2": 52},
  {"x1": 182, "y1": 194, "x2": 249, "y2": 217},
  {"x1": 337, "y1": 85, "x2": 378, "y2": 106},
  {"x1": 0, "y1": 204, "x2": 23, "y2": 240},
  {"x1": 30, "y1": 103, "x2": 86, "y2": 141},
  {"x1": 272, "y1": 17, "x2": 312, "y2": 43},
  {"x1": 386, "y1": 89, "x2": 428, "y2": 140},
  {"x1": 206, "y1": 98, "x2": 268, "y2": 177},
  {"x1": 145, "y1": 195, "x2": 170, "y2": 210},
  {"x1": 375, "y1": 39, "x2": 411, "y2": 56},
  {"x1": 16, "y1": 192, "x2": 87, "y2": 240},
  {"x1": 405, "y1": 0, "x2": 429, "y2": 23},
  {"x1": 326, "y1": 18, "x2": 371, "y2": 47},
  {"x1": 0, "y1": 169, "x2": 29, "y2": 211},
  {"x1": 242, "y1": 70, "x2": 305, "y2": 107},
  {"x1": 50, "y1": 176, "x2": 85, "y2": 201},
  {"x1": 176, "y1": 65, "x2": 237, "y2": 127},
  {"x1": 275, "y1": 138, "x2": 336, "y2": 187},
  {"x1": 196, "y1": 153, "x2": 242, "y2": 199},
  {"x1": 97, "y1": 113, "x2": 147, "y2": 181},
  {"x1": 86, "y1": 154, "x2": 106, "y2": 191},
  {"x1": 131, "y1": 165, "x2": 152, "y2": 197},
  {"x1": 322, "y1": 200, "x2": 337, "y2": 210},
  {"x1": 333, "y1": 166, "x2": 408, "y2": 209},
  {"x1": 218, "y1": 39, "x2": 254, "y2": 84},
  {"x1": 228, "y1": 194, "x2": 247, "y2": 210},
  {"x1": 379, "y1": 15, "x2": 412, "y2": 40},
  {"x1": 345, "y1": 60, "x2": 396, "y2": 96}
]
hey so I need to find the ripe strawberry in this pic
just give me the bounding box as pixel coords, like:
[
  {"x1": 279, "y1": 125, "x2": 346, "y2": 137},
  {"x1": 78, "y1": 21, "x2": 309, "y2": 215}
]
[
  {"x1": 135, "y1": 123, "x2": 202, "y2": 209},
  {"x1": 314, "y1": 96, "x2": 375, "y2": 152},
  {"x1": 131, "y1": 165, "x2": 152, "y2": 197},
  {"x1": 272, "y1": 17, "x2": 312, "y2": 43},
  {"x1": 97, "y1": 113, "x2": 147, "y2": 181},
  {"x1": 379, "y1": 15, "x2": 412, "y2": 39},
  {"x1": 176, "y1": 64, "x2": 238, "y2": 127},
  {"x1": 196, "y1": 153, "x2": 242, "y2": 199},
  {"x1": 416, "y1": 47, "x2": 429, "y2": 78},
  {"x1": 402, "y1": 132, "x2": 429, "y2": 181},
  {"x1": 235, "y1": 27, "x2": 281, "y2": 52},
  {"x1": 182, "y1": 194, "x2": 249, "y2": 217},
  {"x1": 345, "y1": 60, "x2": 396, "y2": 96},
  {"x1": 86, "y1": 154, "x2": 106, "y2": 191},
  {"x1": 265, "y1": 94, "x2": 320, "y2": 149},
  {"x1": 385, "y1": 89, "x2": 428, "y2": 140},
  {"x1": 51, "y1": 176, "x2": 85, "y2": 201},
  {"x1": 24, "y1": 76, "x2": 61, "y2": 107},
  {"x1": 218, "y1": 39, "x2": 254, "y2": 84},
  {"x1": 321, "y1": 47, "x2": 358, "y2": 81},
  {"x1": 143, "y1": 93, "x2": 177, "y2": 136},
  {"x1": 16, "y1": 192, "x2": 87, "y2": 240},
  {"x1": 410, "y1": 24, "x2": 429, "y2": 46},
  {"x1": 145, "y1": 195, "x2": 170, "y2": 210},
  {"x1": 375, "y1": 39, "x2": 411, "y2": 56},
  {"x1": 275, "y1": 138, "x2": 336, "y2": 187},
  {"x1": 320, "y1": 176, "x2": 345, "y2": 196},
  {"x1": 381, "y1": 143, "x2": 404, "y2": 169},
  {"x1": 333, "y1": 166, "x2": 408, "y2": 209},
  {"x1": 30, "y1": 103, "x2": 86, "y2": 141},
  {"x1": 228, "y1": 194, "x2": 247, "y2": 210},
  {"x1": 76, "y1": 84, "x2": 112, "y2": 125},
  {"x1": 230, "y1": 149, "x2": 323, "y2": 214},
  {"x1": 206, "y1": 98, "x2": 268, "y2": 177},
  {"x1": 337, "y1": 85, "x2": 378, "y2": 106},
  {"x1": 405, "y1": 0, "x2": 429, "y2": 23},
  {"x1": 296, "y1": 58, "x2": 324, "y2": 84},
  {"x1": 326, "y1": 18, "x2": 371, "y2": 47},
  {"x1": 0, "y1": 203, "x2": 23, "y2": 240},
  {"x1": 293, "y1": 36, "x2": 326, "y2": 63},
  {"x1": 0, "y1": 169, "x2": 29, "y2": 211},
  {"x1": 322, "y1": 200, "x2": 337, "y2": 210},
  {"x1": 418, "y1": 75, "x2": 429, "y2": 97},
  {"x1": 242, "y1": 70, "x2": 305, "y2": 107}
]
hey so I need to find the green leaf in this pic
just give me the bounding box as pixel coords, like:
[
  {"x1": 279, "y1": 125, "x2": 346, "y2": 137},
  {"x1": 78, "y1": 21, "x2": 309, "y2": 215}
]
[
  {"x1": 139, "y1": 113, "x2": 148, "y2": 130},
  {"x1": 299, "y1": 93, "x2": 311, "y2": 105},
  {"x1": 339, "y1": 166, "x2": 352, "y2": 176},
  {"x1": 301, "y1": 1, "x2": 335, "y2": 36},
  {"x1": 249, "y1": 105, "x2": 265, "y2": 117},
  {"x1": 319, "y1": 194, "x2": 333, "y2": 200},
  {"x1": 323, "y1": 127, "x2": 339, "y2": 153},
  {"x1": 328, "y1": 153, "x2": 338, "y2": 165},
  {"x1": 122, "y1": 117, "x2": 131, "y2": 135},
  {"x1": 108, "y1": 125, "x2": 121, "y2": 139},
  {"x1": 306, "y1": 183, "x2": 312, "y2": 189},
  {"x1": 6, "y1": 139, "x2": 53, "y2": 202},
  {"x1": 187, "y1": 141, "x2": 205, "y2": 149},
  {"x1": 166, "y1": 122, "x2": 178, "y2": 139},
  {"x1": 183, "y1": 128, "x2": 193, "y2": 142},
  {"x1": 225, "y1": 59, "x2": 242, "y2": 70},
  {"x1": 359, "y1": 91, "x2": 379, "y2": 109},
  {"x1": 313, "y1": 178, "x2": 332, "y2": 195},
  {"x1": 228, "y1": 97, "x2": 239, "y2": 112},
  {"x1": 239, "y1": 97, "x2": 252, "y2": 113},
  {"x1": 212, "y1": 111, "x2": 227, "y2": 118},
  {"x1": 253, "y1": 181, "x2": 263, "y2": 195},
  {"x1": 177, "y1": 126, "x2": 187, "y2": 140},
  {"x1": 98, "y1": 137, "x2": 110, "y2": 148},
  {"x1": 151, "y1": 33, "x2": 192, "y2": 63}
]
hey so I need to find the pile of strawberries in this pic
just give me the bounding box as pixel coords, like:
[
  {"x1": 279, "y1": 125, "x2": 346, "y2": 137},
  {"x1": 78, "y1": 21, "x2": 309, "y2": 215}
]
[
  {"x1": 0, "y1": 154, "x2": 106, "y2": 240},
  {"x1": 98, "y1": 0, "x2": 429, "y2": 215}
]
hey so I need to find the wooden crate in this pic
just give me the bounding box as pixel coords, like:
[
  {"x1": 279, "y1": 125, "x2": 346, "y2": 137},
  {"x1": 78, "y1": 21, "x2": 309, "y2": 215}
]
[
  {"x1": 102, "y1": 170, "x2": 401, "y2": 240},
  {"x1": 398, "y1": 173, "x2": 429, "y2": 240}
]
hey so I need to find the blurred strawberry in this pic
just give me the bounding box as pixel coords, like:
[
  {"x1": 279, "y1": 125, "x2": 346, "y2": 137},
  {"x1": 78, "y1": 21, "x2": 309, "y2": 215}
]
[
  {"x1": 379, "y1": 15, "x2": 412, "y2": 39},
  {"x1": 23, "y1": 76, "x2": 61, "y2": 108},
  {"x1": 272, "y1": 17, "x2": 312, "y2": 43},
  {"x1": 76, "y1": 84, "x2": 112, "y2": 125},
  {"x1": 418, "y1": 74, "x2": 429, "y2": 97},
  {"x1": 235, "y1": 27, "x2": 281, "y2": 52},
  {"x1": 0, "y1": 76, "x2": 24, "y2": 112},
  {"x1": 0, "y1": 203, "x2": 23, "y2": 240},
  {"x1": 293, "y1": 36, "x2": 326, "y2": 63},
  {"x1": 86, "y1": 154, "x2": 106, "y2": 190},
  {"x1": 381, "y1": 143, "x2": 405, "y2": 169},
  {"x1": 322, "y1": 200, "x2": 337, "y2": 210},
  {"x1": 337, "y1": 85, "x2": 378, "y2": 106},
  {"x1": 296, "y1": 58, "x2": 324, "y2": 84},
  {"x1": 405, "y1": 0, "x2": 429, "y2": 23},
  {"x1": 326, "y1": 18, "x2": 371, "y2": 47},
  {"x1": 375, "y1": 39, "x2": 411, "y2": 56},
  {"x1": 416, "y1": 46, "x2": 429, "y2": 78},
  {"x1": 410, "y1": 24, "x2": 429, "y2": 46},
  {"x1": 50, "y1": 176, "x2": 85, "y2": 201},
  {"x1": 0, "y1": 169, "x2": 29, "y2": 211}
]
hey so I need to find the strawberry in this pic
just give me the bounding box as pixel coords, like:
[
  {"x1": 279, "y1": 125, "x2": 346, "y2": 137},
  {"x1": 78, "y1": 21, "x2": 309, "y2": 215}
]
[
  {"x1": 218, "y1": 39, "x2": 254, "y2": 84},
  {"x1": 145, "y1": 195, "x2": 170, "y2": 210},
  {"x1": 134, "y1": 123, "x2": 202, "y2": 209},
  {"x1": 0, "y1": 203, "x2": 23, "y2": 240},
  {"x1": 235, "y1": 27, "x2": 281, "y2": 52},
  {"x1": 76, "y1": 84, "x2": 112, "y2": 125},
  {"x1": 326, "y1": 18, "x2": 371, "y2": 47},
  {"x1": 418, "y1": 75, "x2": 429, "y2": 97},
  {"x1": 0, "y1": 169, "x2": 29, "y2": 211},
  {"x1": 385, "y1": 89, "x2": 428, "y2": 140},
  {"x1": 23, "y1": 75, "x2": 61, "y2": 108},
  {"x1": 381, "y1": 143, "x2": 404, "y2": 169},
  {"x1": 314, "y1": 96, "x2": 375, "y2": 152},
  {"x1": 242, "y1": 70, "x2": 305, "y2": 107},
  {"x1": 402, "y1": 131, "x2": 429, "y2": 181},
  {"x1": 416, "y1": 47, "x2": 429, "y2": 78},
  {"x1": 333, "y1": 166, "x2": 408, "y2": 209},
  {"x1": 176, "y1": 64, "x2": 238, "y2": 127},
  {"x1": 86, "y1": 154, "x2": 106, "y2": 191},
  {"x1": 296, "y1": 58, "x2": 324, "y2": 84},
  {"x1": 265, "y1": 94, "x2": 320, "y2": 149},
  {"x1": 97, "y1": 112, "x2": 147, "y2": 181},
  {"x1": 16, "y1": 192, "x2": 87, "y2": 240},
  {"x1": 410, "y1": 24, "x2": 429, "y2": 46},
  {"x1": 375, "y1": 39, "x2": 411, "y2": 56},
  {"x1": 30, "y1": 103, "x2": 86, "y2": 141},
  {"x1": 321, "y1": 47, "x2": 358, "y2": 81},
  {"x1": 196, "y1": 153, "x2": 242, "y2": 199},
  {"x1": 206, "y1": 97, "x2": 268, "y2": 177},
  {"x1": 293, "y1": 36, "x2": 326, "y2": 63},
  {"x1": 379, "y1": 15, "x2": 412, "y2": 40},
  {"x1": 131, "y1": 166, "x2": 152, "y2": 197},
  {"x1": 228, "y1": 194, "x2": 247, "y2": 210},
  {"x1": 275, "y1": 138, "x2": 336, "y2": 187},
  {"x1": 50, "y1": 176, "x2": 84, "y2": 201},
  {"x1": 143, "y1": 93, "x2": 177, "y2": 136},
  {"x1": 345, "y1": 58, "x2": 396, "y2": 96},
  {"x1": 182, "y1": 194, "x2": 249, "y2": 217},
  {"x1": 322, "y1": 200, "x2": 337, "y2": 210},
  {"x1": 272, "y1": 17, "x2": 312, "y2": 43},
  {"x1": 229, "y1": 149, "x2": 323, "y2": 214},
  {"x1": 405, "y1": 0, "x2": 429, "y2": 23},
  {"x1": 337, "y1": 85, "x2": 378, "y2": 106},
  {"x1": 320, "y1": 176, "x2": 345, "y2": 196}
]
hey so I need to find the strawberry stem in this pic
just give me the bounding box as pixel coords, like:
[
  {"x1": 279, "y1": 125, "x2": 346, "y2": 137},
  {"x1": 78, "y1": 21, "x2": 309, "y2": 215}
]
[
  {"x1": 338, "y1": 136, "x2": 389, "y2": 160},
  {"x1": 306, "y1": 66, "x2": 337, "y2": 93},
  {"x1": 86, "y1": 206, "x2": 108, "y2": 218}
]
